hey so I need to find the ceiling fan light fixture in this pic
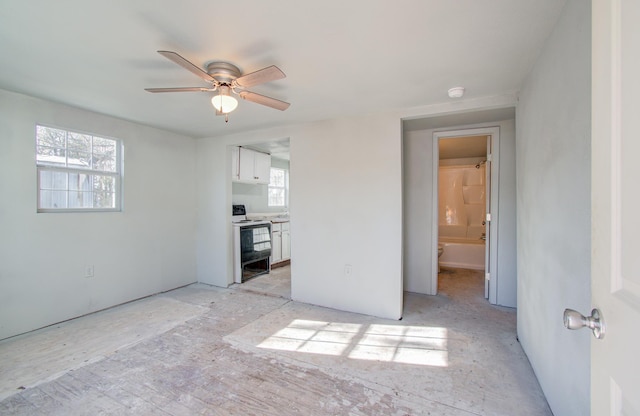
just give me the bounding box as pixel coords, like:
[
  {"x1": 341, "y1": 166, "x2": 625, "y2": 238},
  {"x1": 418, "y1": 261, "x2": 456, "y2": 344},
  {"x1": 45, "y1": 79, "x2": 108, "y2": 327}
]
[
  {"x1": 146, "y1": 51, "x2": 290, "y2": 116},
  {"x1": 211, "y1": 86, "x2": 238, "y2": 113}
]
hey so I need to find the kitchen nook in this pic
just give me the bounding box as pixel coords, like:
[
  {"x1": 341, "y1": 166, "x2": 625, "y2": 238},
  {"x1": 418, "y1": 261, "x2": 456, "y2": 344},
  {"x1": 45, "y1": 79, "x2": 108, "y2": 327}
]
[{"x1": 231, "y1": 144, "x2": 291, "y2": 298}]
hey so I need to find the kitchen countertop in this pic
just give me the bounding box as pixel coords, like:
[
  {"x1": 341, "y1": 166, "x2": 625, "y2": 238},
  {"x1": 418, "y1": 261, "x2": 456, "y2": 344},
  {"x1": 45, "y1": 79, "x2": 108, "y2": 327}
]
[{"x1": 246, "y1": 213, "x2": 289, "y2": 223}]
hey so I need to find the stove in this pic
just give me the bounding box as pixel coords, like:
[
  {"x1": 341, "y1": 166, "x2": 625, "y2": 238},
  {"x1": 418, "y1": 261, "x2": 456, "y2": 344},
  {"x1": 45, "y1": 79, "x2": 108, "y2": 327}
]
[
  {"x1": 232, "y1": 204, "x2": 271, "y2": 226},
  {"x1": 232, "y1": 205, "x2": 272, "y2": 283}
]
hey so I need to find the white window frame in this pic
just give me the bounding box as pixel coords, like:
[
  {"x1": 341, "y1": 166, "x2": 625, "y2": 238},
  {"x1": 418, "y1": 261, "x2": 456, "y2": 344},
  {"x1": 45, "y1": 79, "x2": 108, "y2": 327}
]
[
  {"x1": 268, "y1": 167, "x2": 289, "y2": 207},
  {"x1": 36, "y1": 124, "x2": 123, "y2": 213}
]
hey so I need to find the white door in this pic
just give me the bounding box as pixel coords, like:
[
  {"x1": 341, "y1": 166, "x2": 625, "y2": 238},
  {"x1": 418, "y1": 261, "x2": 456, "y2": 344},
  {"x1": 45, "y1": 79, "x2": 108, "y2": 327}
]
[
  {"x1": 484, "y1": 135, "x2": 491, "y2": 299},
  {"x1": 591, "y1": 1, "x2": 640, "y2": 414}
]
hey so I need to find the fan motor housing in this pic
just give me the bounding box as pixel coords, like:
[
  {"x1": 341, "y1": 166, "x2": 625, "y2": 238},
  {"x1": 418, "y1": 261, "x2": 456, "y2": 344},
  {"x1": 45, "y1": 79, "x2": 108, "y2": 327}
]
[{"x1": 205, "y1": 62, "x2": 241, "y2": 83}]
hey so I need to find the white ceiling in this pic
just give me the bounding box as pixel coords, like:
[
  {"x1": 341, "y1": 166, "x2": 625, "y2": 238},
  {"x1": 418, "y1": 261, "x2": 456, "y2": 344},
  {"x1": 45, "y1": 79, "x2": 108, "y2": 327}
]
[{"x1": 0, "y1": 1, "x2": 565, "y2": 140}]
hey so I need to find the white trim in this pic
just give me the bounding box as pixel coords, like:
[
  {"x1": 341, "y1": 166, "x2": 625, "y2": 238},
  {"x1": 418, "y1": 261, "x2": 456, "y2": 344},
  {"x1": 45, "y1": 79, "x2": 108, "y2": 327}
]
[
  {"x1": 401, "y1": 93, "x2": 518, "y2": 121},
  {"x1": 610, "y1": 0, "x2": 622, "y2": 294},
  {"x1": 432, "y1": 127, "x2": 500, "y2": 304},
  {"x1": 267, "y1": 167, "x2": 289, "y2": 207},
  {"x1": 431, "y1": 137, "x2": 440, "y2": 295},
  {"x1": 35, "y1": 125, "x2": 123, "y2": 212}
]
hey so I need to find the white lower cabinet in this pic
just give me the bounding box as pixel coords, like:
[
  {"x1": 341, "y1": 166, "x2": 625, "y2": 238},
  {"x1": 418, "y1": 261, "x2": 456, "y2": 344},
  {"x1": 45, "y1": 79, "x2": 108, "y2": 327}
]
[
  {"x1": 271, "y1": 223, "x2": 282, "y2": 263},
  {"x1": 281, "y1": 222, "x2": 290, "y2": 261},
  {"x1": 270, "y1": 221, "x2": 290, "y2": 265}
]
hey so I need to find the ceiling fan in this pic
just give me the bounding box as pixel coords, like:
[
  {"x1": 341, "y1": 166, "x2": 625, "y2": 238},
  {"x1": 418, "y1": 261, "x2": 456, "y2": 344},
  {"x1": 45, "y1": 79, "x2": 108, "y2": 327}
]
[{"x1": 145, "y1": 50, "x2": 290, "y2": 122}]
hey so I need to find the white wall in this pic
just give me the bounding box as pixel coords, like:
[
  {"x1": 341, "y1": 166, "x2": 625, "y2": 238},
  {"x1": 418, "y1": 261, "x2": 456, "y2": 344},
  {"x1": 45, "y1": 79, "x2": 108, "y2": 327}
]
[
  {"x1": 403, "y1": 118, "x2": 517, "y2": 307},
  {"x1": 515, "y1": 1, "x2": 591, "y2": 415},
  {"x1": 0, "y1": 89, "x2": 198, "y2": 340},
  {"x1": 196, "y1": 115, "x2": 404, "y2": 319},
  {"x1": 291, "y1": 116, "x2": 403, "y2": 319}
]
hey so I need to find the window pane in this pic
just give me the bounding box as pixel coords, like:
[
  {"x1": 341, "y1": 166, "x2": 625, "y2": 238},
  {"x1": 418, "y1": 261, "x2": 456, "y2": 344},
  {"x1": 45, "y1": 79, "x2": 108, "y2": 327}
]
[
  {"x1": 270, "y1": 168, "x2": 285, "y2": 186},
  {"x1": 269, "y1": 188, "x2": 284, "y2": 206},
  {"x1": 93, "y1": 175, "x2": 115, "y2": 193},
  {"x1": 36, "y1": 126, "x2": 66, "y2": 148},
  {"x1": 39, "y1": 170, "x2": 67, "y2": 190},
  {"x1": 36, "y1": 126, "x2": 66, "y2": 165},
  {"x1": 39, "y1": 190, "x2": 67, "y2": 209},
  {"x1": 92, "y1": 137, "x2": 117, "y2": 172},
  {"x1": 36, "y1": 146, "x2": 67, "y2": 166},
  {"x1": 67, "y1": 132, "x2": 91, "y2": 152},
  {"x1": 93, "y1": 192, "x2": 115, "y2": 208},
  {"x1": 68, "y1": 173, "x2": 91, "y2": 191},
  {"x1": 69, "y1": 191, "x2": 93, "y2": 208},
  {"x1": 268, "y1": 167, "x2": 288, "y2": 207},
  {"x1": 67, "y1": 150, "x2": 91, "y2": 168}
]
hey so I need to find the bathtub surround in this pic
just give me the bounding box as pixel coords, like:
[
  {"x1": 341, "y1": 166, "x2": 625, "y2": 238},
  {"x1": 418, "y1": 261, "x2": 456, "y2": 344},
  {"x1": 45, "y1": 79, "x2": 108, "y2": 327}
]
[
  {"x1": 438, "y1": 163, "x2": 487, "y2": 271},
  {"x1": 438, "y1": 164, "x2": 487, "y2": 241}
]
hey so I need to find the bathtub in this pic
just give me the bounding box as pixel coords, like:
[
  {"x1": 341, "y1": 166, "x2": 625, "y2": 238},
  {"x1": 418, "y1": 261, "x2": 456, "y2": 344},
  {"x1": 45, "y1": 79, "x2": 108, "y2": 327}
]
[{"x1": 438, "y1": 237, "x2": 485, "y2": 270}]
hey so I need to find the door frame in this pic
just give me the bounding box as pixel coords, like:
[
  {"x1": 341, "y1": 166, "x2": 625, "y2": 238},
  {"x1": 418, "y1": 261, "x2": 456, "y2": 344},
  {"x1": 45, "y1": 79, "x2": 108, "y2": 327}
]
[{"x1": 432, "y1": 127, "x2": 500, "y2": 303}]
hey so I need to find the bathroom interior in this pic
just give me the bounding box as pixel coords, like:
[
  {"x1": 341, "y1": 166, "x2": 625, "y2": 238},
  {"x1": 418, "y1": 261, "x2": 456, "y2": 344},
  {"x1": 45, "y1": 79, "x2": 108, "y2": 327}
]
[{"x1": 438, "y1": 135, "x2": 489, "y2": 278}]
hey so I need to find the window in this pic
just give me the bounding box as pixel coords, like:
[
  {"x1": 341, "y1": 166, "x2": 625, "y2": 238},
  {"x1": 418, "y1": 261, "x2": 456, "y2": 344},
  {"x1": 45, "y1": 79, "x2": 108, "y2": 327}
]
[
  {"x1": 268, "y1": 167, "x2": 288, "y2": 207},
  {"x1": 36, "y1": 125, "x2": 122, "y2": 212}
]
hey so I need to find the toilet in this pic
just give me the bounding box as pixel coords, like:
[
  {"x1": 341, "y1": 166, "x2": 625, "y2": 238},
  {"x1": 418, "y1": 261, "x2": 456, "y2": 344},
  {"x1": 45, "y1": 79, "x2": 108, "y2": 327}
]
[{"x1": 438, "y1": 243, "x2": 445, "y2": 273}]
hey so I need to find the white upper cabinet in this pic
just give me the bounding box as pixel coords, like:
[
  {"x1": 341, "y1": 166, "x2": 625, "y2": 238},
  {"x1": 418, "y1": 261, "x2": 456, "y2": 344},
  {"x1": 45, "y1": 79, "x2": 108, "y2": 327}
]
[
  {"x1": 231, "y1": 146, "x2": 240, "y2": 181},
  {"x1": 253, "y1": 151, "x2": 271, "y2": 183},
  {"x1": 234, "y1": 147, "x2": 271, "y2": 184}
]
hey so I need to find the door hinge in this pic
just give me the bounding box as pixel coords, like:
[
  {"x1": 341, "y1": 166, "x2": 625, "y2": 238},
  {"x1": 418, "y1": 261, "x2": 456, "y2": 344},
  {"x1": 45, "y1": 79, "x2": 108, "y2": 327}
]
[
  {"x1": 487, "y1": 153, "x2": 493, "y2": 162},
  {"x1": 486, "y1": 213, "x2": 492, "y2": 222},
  {"x1": 485, "y1": 273, "x2": 491, "y2": 281}
]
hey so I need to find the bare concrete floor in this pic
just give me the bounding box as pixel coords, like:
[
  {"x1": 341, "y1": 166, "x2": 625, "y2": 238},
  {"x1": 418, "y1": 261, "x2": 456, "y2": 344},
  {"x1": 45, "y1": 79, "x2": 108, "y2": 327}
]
[
  {"x1": 0, "y1": 268, "x2": 551, "y2": 415},
  {"x1": 232, "y1": 264, "x2": 291, "y2": 299}
]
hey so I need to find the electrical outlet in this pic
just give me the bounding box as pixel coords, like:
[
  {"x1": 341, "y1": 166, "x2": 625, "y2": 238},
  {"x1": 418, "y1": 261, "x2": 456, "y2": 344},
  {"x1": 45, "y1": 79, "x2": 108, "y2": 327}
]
[
  {"x1": 344, "y1": 264, "x2": 353, "y2": 277},
  {"x1": 85, "y1": 265, "x2": 94, "y2": 278}
]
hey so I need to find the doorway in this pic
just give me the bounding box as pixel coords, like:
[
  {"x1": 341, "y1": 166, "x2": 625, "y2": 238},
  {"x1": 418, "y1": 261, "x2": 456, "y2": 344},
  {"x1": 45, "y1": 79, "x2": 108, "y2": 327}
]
[
  {"x1": 432, "y1": 127, "x2": 499, "y2": 303},
  {"x1": 229, "y1": 138, "x2": 292, "y2": 299},
  {"x1": 402, "y1": 110, "x2": 516, "y2": 307}
]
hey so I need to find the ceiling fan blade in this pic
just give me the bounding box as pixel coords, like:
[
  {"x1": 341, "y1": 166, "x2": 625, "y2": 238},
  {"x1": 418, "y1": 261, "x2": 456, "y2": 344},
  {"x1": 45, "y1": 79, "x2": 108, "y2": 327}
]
[
  {"x1": 239, "y1": 91, "x2": 290, "y2": 111},
  {"x1": 145, "y1": 87, "x2": 214, "y2": 93},
  {"x1": 157, "y1": 50, "x2": 215, "y2": 83},
  {"x1": 234, "y1": 65, "x2": 286, "y2": 88}
]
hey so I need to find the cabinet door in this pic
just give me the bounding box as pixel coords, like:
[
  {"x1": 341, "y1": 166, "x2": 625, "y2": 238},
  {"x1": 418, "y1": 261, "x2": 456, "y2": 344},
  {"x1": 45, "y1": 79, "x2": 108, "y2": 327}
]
[
  {"x1": 231, "y1": 146, "x2": 240, "y2": 180},
  {"x1": 281, "y1": 229, "x2": 291, "y2": 261},
  {"x1": 254, "y1": 151, "x2": 271, "y2": 184},
  {"x1": 271, "y1": 231, "x2": 282, "y2": 263},
  {"x1": 238, "y1": 147, "x2": 255, "y2": 182}
]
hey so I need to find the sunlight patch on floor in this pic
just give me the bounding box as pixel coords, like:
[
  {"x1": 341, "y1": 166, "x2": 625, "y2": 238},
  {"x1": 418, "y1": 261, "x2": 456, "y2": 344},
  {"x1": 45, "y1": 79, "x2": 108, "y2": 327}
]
[{"x1": 257, "y1": 319, "x2": 448, "y2": 367}]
